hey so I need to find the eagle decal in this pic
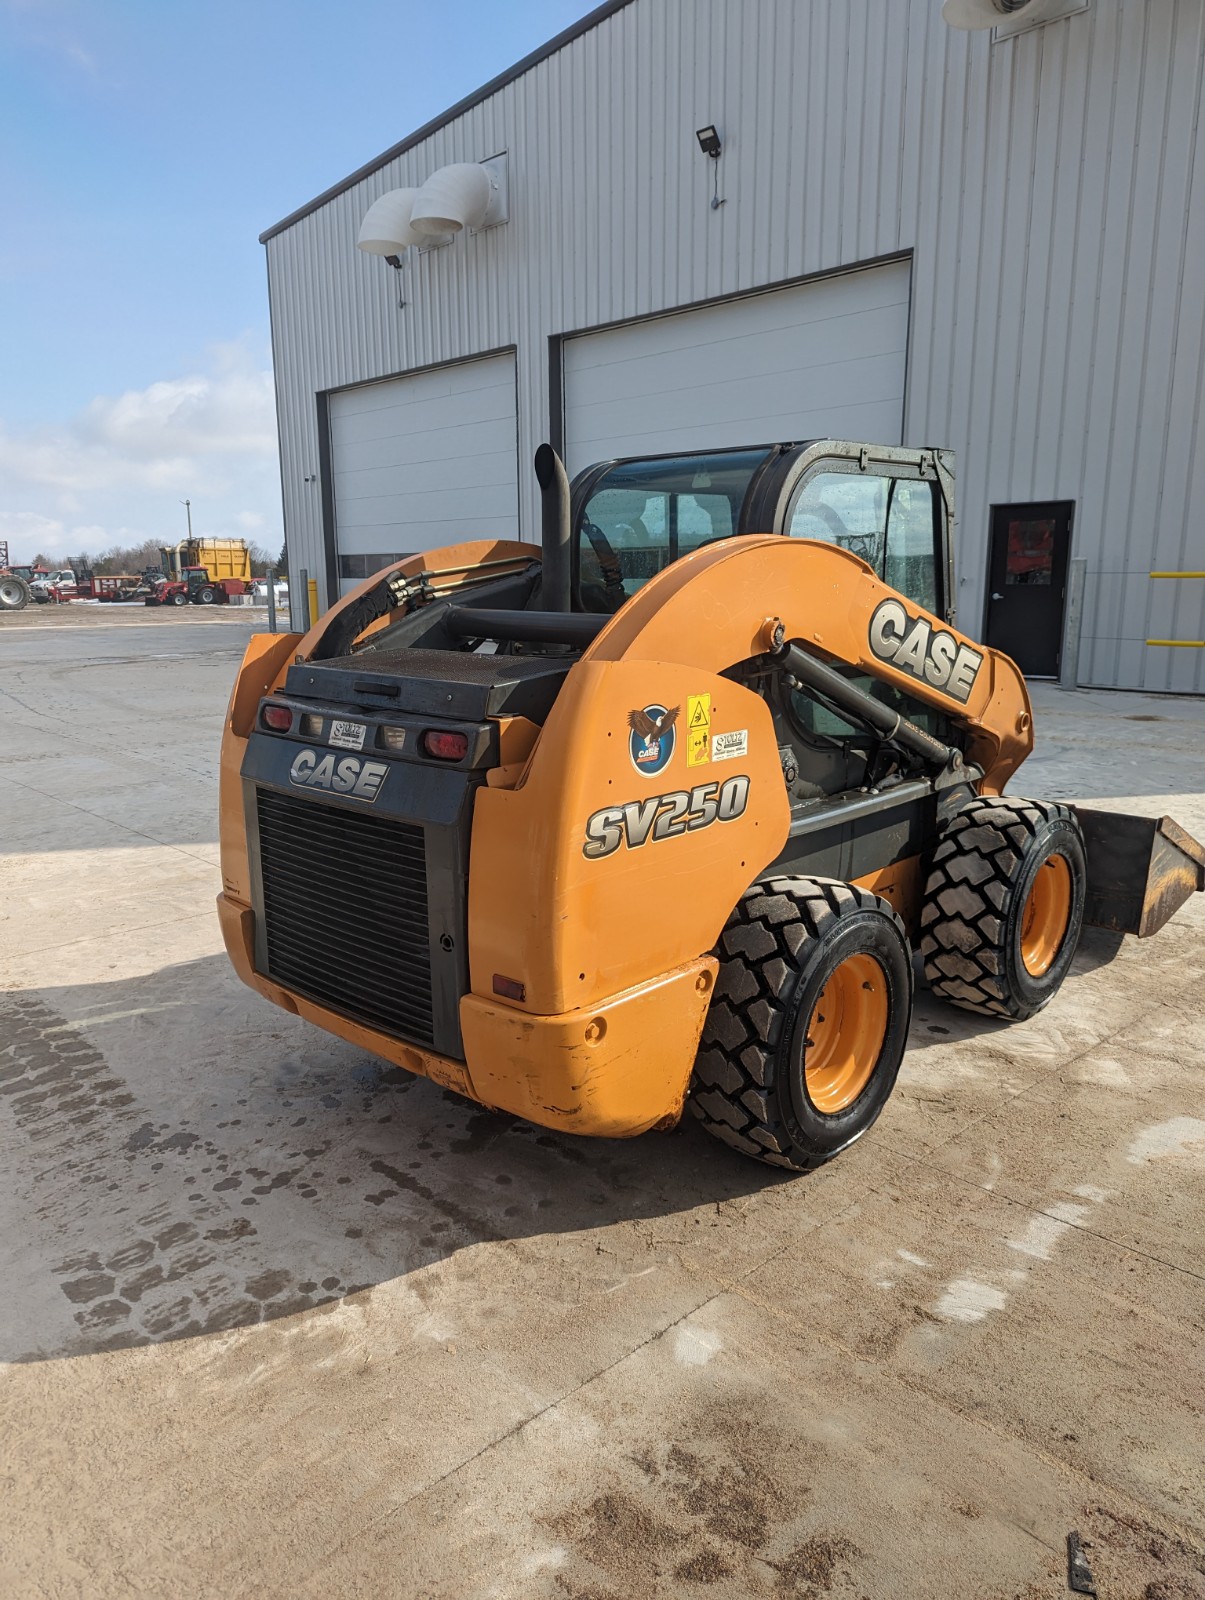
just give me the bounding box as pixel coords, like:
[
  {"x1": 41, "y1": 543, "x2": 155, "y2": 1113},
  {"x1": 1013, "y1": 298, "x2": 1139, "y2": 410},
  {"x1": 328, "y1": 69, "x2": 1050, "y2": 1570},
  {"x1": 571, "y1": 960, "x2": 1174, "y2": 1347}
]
[
  {"x1": 628, "y1": 704, "x2": 680, "y2": 744},
  {"x1": 627, "y1": 703, "x2": 680, "y2": 776}
]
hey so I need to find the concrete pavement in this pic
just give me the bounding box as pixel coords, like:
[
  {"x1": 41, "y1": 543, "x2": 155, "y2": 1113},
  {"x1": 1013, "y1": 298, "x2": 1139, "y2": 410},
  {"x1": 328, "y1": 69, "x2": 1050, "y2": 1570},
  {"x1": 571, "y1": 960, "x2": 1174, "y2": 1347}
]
[{"x1": 1, "y1": 607, "x2": 1203, "y2": 1598}]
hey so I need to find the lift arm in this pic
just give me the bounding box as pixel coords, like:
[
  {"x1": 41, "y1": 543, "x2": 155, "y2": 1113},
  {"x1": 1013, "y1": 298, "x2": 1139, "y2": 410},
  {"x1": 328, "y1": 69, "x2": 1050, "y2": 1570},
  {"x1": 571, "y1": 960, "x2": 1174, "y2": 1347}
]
[{"x1": 583, "y1": 535, "x2": 1034, "y2": 793}]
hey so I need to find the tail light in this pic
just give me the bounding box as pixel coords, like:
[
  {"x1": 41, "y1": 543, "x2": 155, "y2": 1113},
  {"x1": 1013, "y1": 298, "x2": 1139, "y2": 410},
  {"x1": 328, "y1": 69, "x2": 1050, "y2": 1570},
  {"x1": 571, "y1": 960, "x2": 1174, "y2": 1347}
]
[
  {"x1": 421, "y1": 729, "x2": 469, "y2": 761},
  {"x1": 299, "y1": 713, "x2": 324, "y2": 738},
  {"x1": 492, "y1": 974, "x2": 526, "y2": 1002},
  {"x1": 261, "y1": 703, "x2": 293, "y2": 732},
  {"x1": 379, "y1": 726, "x2": 408, "y2": 751}
]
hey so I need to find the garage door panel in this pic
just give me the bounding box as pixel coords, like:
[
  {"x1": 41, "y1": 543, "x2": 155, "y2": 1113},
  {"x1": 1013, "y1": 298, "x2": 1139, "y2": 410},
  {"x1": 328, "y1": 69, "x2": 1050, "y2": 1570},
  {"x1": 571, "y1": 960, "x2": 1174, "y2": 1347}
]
[
  {"x1": 329, "y1": 353, "x2": 518, "y2": 592},
  {"x1": 330, "y1": 386, "x2": 515, "y2": 451},
  {"x1": 331, "y1": 363, "x2": 514, "y2": 417},
  {"x1": 332, "y1": 412, "x2": 517, "y2": 470},
  {"x1": 577, "y1": 397, "x2": 904, "y2": 467},
  {"x1": 579, "y1": 291, "x2": 908, "y2": 387},
  {"x1": 564, "y1": 262, "x2": 911, "y2": 471},
  {"x1": 573, "y1": 305, "x2": 908, "y2": 414},
  {"x1": 332, "y1": 483, "x2": 521, "y2": 526},
  {"x1": 572, "y1": 350, "x2": 909, "y2": 449},
  {"x1": 333, "y1": 449, "x2": 517, "y2": 503},
  {"x1": 576, "y1": 271, "x2": 908, "y2": 371}
]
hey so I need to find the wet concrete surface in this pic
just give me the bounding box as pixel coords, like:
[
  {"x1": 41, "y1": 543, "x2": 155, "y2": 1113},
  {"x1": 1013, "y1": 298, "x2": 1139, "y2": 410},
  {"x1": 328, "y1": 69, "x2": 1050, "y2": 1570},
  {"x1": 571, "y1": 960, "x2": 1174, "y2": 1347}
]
[{"x1": 1, "y1": 612, "x2": 1203, "y2": 1598}]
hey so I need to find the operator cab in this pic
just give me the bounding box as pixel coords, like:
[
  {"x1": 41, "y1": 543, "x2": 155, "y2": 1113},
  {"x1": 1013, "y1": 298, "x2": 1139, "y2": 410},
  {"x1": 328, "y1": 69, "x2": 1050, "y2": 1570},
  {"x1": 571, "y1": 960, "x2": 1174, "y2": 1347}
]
[
  {"x1": 570, "y1": 439, "x2": 964, "y2": 812},
  {"x1": 303, "y1": 439, "x2": 964, "y2": 809},
  {"x1": 572, "y1": 440, "x2": 955, "y2": 625}
]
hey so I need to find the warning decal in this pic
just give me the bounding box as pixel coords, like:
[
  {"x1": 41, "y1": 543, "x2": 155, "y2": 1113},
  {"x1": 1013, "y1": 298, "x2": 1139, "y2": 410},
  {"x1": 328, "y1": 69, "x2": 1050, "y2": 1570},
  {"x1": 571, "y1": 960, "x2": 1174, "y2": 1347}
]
[{"x1": 686, "y1": 694, "x2": 711, "y2": 766}]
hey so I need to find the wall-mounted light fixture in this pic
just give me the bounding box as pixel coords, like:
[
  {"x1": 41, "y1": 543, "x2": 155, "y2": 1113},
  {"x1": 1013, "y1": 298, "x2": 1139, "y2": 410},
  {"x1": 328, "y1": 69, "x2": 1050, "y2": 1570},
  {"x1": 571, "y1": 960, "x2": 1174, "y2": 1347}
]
[
  {"x1": 695, "y1": 124, "x2": 722, "y2": 159},
  {"x1": 695, "y1": 124, "x2": 725, "y2": 210}
]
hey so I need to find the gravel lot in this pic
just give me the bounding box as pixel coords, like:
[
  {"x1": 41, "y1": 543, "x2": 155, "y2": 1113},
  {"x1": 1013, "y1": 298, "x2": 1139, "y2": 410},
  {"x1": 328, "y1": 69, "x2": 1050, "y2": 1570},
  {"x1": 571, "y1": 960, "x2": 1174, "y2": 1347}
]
[{"x1": 1, "y1": 605, "x2": 1203, "y2": 1599}]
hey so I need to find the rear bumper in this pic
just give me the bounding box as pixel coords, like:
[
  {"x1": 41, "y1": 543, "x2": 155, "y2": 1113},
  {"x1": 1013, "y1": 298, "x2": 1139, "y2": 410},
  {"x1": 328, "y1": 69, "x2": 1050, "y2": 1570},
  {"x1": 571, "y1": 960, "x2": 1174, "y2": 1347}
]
[{"x1": 218, "y1": 893, "x2": 717, "y2": 1137}]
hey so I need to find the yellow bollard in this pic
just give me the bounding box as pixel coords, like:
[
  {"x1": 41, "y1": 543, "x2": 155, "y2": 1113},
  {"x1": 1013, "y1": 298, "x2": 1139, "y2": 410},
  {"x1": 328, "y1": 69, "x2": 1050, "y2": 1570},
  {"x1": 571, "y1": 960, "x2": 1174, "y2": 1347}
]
[{"x1": 307, "y1": 578, "x2": 319, "y2": 627}]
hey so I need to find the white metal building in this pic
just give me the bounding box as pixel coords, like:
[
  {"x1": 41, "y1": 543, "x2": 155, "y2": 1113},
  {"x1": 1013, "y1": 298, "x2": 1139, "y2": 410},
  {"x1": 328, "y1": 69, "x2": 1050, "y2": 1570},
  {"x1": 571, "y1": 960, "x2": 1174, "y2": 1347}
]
[{"x1": 262, "y1": 0, "x2": 1205, "y2": 692}]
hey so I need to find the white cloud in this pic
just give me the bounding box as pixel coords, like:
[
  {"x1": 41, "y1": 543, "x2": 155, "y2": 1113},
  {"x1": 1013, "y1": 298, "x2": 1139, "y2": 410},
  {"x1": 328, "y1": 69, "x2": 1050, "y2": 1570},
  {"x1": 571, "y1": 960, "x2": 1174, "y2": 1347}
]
[{"x1": 0, "y1": 343, "x2": 281, "y2": 559}]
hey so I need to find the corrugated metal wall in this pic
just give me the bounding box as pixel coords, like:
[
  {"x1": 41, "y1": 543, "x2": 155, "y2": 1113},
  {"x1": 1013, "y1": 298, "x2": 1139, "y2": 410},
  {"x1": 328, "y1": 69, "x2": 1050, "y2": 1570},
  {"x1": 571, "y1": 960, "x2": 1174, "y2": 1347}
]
[{"x1": 266, "y1": 0, "x2": 1205, "y2": 691}]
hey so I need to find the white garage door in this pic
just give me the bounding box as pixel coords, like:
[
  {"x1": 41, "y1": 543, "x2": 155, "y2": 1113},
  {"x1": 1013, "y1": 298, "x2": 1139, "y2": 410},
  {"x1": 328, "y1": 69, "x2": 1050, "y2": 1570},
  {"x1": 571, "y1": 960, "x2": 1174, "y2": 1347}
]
[
  {"x1": 329, "y1": 353, "x2": 519, "y2": 593},
  {"x1": 563, "y1": 261, "x2": 911, "y2": 473}
]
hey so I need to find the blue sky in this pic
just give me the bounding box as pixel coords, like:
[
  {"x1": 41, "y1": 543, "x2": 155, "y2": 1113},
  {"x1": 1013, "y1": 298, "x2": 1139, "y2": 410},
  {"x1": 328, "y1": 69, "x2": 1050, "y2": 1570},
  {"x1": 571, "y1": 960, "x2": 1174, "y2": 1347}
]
[{"x1": 0, "y1": 0, "x2": 589, "y2": 558}]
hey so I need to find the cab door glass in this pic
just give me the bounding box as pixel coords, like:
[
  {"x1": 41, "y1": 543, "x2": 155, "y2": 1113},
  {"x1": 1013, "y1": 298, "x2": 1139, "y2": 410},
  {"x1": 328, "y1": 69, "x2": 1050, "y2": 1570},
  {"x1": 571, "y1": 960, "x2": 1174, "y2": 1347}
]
[
  {"x1": 884, "y1": 479, "x2": 939, "y2": 614},
  {"x1": 787, "y1": 472, "x2": 890, "y2": 571},
  {"x1": 785, "y1": 471, "x2": 948, "y2": 755}
]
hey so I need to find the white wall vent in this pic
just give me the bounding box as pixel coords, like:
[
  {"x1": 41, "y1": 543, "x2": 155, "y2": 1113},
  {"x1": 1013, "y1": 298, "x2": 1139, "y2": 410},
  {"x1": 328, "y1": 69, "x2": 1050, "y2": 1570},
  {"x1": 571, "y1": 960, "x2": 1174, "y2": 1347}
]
[{"x1": 942, "y1": 0, "x2": 1090, "y2": 37}]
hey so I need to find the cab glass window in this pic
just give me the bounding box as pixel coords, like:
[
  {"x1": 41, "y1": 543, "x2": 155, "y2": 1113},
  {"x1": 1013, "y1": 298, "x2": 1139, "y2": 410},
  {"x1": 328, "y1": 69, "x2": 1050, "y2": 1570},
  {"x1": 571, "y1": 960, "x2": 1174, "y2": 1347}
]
[
  {"x1": 884, "y1": 479, "x2": 939, "y2": 615},
  {"x1": 790, "y1": 660, "x2": 956, "y2": 745},
  {"x1": 787, "y1": 469, "x2": 941, "y2": 615},
  {"x1": 787, "y1": 472, "x2": 890, "y2": 570},
  {"x1": 785, "y1": 469, "x2": 947, "y2": 747},
  {"x1": 577, "y1": 449, "x2": 770, "y2": 612}
]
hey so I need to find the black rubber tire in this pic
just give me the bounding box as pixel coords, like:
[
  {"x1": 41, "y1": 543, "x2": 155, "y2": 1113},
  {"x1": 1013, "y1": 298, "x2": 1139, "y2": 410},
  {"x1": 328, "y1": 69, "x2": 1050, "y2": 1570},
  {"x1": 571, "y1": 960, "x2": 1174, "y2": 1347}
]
[
  {"x1": 170, "y1": 591, "x2": 188, "y2": 607},
  {"x1": 197, "y1": 586, "x2": 216, "y2": 605},
  {"x1": 691, "y1": 877, "x2": 913, "y2": 1172},
  {"x1": 0, "y1": 575, "x2": 31, "y2": 611},
  {"x1": 920, "y1": 797, "x2": 1087, "y2": 1021}
]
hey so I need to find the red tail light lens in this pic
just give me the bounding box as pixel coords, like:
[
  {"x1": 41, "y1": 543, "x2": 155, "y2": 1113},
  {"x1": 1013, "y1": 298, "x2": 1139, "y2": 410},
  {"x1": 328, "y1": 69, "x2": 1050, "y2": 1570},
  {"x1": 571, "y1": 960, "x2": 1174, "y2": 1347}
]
[
  {"x1": 492, "y1": 974, "x2": 526, "y2": 1002},
  {"x1": 421, "y1": 729, "x2": 469, "y2": 761},
  {"x1": 261, "y1": 703, "x2": 293, "y2": 732}
]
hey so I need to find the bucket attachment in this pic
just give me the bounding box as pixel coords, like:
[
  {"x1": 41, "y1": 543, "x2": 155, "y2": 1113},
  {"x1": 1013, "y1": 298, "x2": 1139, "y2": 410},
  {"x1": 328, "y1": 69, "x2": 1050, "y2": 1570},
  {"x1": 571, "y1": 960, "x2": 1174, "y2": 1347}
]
[{"x1": 1072, "y1": 807, "x2": 1205, "y2": 937}]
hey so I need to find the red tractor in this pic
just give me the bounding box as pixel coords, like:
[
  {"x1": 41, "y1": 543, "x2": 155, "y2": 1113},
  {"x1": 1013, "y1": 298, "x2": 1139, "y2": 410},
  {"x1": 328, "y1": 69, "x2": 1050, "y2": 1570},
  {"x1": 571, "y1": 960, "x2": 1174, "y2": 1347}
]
[{"x1": 145, "y1": 566, "x2": 249, "y2": 607}]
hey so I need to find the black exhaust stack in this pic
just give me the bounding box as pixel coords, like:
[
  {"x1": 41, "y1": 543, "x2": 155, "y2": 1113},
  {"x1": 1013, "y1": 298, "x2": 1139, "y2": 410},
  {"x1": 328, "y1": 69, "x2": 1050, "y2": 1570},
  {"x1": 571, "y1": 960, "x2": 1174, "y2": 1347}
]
[{"x1": 534, "y1": 443, "x2": 571, "y2": 613}]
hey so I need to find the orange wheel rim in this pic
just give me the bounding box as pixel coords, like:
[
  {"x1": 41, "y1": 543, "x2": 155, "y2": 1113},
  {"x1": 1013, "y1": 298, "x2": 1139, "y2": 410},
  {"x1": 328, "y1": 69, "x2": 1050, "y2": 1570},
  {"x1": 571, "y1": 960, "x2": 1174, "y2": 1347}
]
[
  {"x1": 1020, "y1": 853, "x2": 1073, "y2": 977},
  {"x1": 803, "y1": 953, "x2": 889, "y2": 1115}
]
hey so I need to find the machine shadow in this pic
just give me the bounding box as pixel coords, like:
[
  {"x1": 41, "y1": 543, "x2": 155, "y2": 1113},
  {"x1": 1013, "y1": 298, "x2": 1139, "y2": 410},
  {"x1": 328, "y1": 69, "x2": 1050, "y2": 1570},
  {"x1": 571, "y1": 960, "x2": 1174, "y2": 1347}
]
[
  {"x1": 1, "y1": 955, "x2": 789, "y2": 1366},
  {"x1": 904, "y1": 924, "x2": 1130, "y2": 1052},
  {"x1": 3, "y1": 927, "x2": 1137, "y2": 1365}
]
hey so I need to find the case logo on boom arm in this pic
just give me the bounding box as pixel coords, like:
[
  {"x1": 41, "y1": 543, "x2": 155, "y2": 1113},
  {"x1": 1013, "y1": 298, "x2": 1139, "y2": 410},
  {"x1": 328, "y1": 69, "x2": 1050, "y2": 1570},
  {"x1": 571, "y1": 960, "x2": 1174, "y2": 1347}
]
[{"x1": 868, "y1": 599, "x2": 984, "y2": 704}]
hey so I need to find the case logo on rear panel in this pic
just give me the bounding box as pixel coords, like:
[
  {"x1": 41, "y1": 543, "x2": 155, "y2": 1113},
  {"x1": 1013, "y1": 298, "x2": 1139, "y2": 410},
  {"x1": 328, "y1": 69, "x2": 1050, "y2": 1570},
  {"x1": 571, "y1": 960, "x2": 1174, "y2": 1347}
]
[
  {"x1": 868, "y1": 599, "x2": 984, "y2": 704},
  {"x1": 288, "y1": 749, "x2": 388, "y2": 803}
]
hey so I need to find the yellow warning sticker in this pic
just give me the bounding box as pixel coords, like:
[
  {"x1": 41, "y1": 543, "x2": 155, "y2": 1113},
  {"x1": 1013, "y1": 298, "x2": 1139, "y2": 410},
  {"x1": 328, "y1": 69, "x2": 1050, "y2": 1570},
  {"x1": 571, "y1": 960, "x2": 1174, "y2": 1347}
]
[
  {"x1": 687, "y1": 693, "x2": 711, "y2": 730},
  {"x1": 686, "y1": 694, "x2": 712, "y2": 766}
]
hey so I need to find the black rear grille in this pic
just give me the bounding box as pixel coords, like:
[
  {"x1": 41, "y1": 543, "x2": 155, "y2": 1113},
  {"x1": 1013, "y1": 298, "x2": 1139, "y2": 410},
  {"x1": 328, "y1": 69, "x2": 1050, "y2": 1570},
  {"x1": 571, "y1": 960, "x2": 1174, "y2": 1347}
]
[{"x1": 255, "y1": 787, "x2": 434, "y2": 1046}]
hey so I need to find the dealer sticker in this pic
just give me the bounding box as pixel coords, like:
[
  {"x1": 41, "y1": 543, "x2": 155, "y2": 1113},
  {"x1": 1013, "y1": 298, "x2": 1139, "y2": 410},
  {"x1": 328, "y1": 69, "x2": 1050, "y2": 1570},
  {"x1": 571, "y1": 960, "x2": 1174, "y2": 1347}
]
[
  {"x1": 711, "y1": 729, "x2": 748, "y2": 762},
  {"x1": 329, "y1": 719, "x2": 367, "y2": 751}
]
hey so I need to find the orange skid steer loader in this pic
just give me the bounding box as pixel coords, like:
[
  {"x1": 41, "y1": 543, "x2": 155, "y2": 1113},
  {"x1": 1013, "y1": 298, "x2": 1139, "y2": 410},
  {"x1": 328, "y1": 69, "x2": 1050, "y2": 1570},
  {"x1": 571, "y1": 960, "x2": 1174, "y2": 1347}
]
[{"x1": 218, "y1": 441, "x2": 1204, "y2": 1171}]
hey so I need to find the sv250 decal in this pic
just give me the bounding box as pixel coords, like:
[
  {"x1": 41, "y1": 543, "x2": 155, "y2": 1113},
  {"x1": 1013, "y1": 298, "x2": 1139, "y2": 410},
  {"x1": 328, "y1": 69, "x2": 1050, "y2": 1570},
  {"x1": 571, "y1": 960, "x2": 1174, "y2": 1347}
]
[
  {"x1": 868, "y1": 598, "x2": 984, "y2": 704},
  {"x1": 583, "y1": 775, "x2": 750, "y2": 860}
]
